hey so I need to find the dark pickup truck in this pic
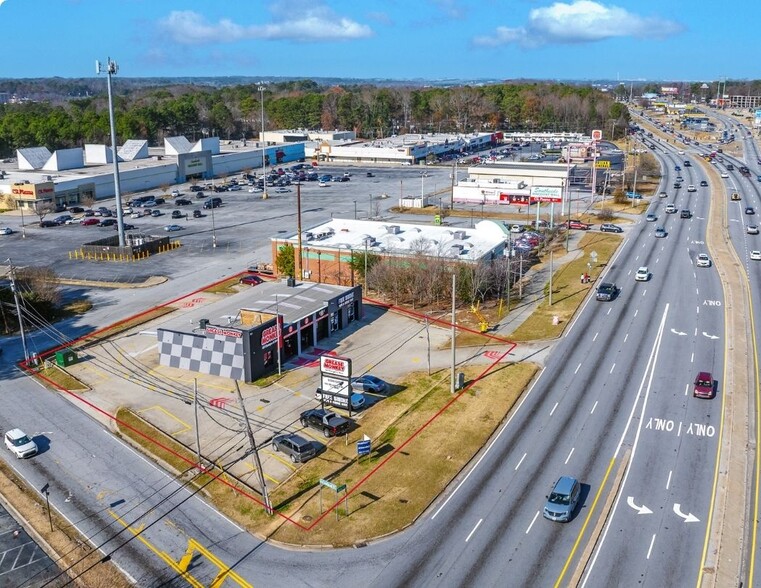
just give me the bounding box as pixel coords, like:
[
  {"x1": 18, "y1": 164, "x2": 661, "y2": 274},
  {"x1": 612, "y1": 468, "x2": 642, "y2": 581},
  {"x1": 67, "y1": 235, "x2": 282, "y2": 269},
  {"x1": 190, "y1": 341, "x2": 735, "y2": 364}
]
[
  {"x1": 299, "y1": 409, "x2": 350, "y2": 438},
  {"x1": 739, "y1": 166, "x2": 751, "y2": 177}
]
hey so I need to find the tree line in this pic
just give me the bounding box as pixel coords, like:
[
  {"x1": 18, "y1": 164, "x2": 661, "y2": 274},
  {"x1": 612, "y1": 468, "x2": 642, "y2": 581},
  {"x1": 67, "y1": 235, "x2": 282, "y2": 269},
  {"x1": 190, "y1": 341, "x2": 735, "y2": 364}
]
[{"x1": 0, "y1": 81, "x2": 629, "y2": 158}]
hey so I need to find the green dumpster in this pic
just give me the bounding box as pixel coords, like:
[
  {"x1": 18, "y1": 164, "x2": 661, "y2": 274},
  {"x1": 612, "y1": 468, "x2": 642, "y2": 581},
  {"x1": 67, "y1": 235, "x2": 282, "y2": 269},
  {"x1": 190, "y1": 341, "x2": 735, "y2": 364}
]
[{"x1": 54, "y1": 349, "x2": 78, "y2": 367}]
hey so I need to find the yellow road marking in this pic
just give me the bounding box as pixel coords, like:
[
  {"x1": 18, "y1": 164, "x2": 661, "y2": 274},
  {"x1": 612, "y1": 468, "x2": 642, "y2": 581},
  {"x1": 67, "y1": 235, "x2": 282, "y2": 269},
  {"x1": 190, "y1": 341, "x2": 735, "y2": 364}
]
[
  {"x1": 554, "y1": 457, "x2": 616, "y2": 588},
  {"x1": 266, "y1": 451, "x2": 297, "y2": 470},
  {"x1": 138, "y1": 405, "x2": 191, "y2": 436},
  {"x1": 244, "y1": 463, "x2": 280, "y2": 485}
]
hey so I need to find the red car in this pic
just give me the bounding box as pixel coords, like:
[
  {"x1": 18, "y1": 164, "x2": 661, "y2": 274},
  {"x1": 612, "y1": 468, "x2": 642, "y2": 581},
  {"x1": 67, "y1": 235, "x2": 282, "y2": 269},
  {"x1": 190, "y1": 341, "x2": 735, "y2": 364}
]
[
  {"x1": 80, "y1": 217, "x2": 100, "y2": 226},
  {"x1": 693, "y1": 372, "x2": 714, "y2": 399},
  {"x1": 565, "y1": 220, "x2": 591, "y2": 230},
  {"x1": 240, "y1": 274, "x2": 263, "y2": 286}
]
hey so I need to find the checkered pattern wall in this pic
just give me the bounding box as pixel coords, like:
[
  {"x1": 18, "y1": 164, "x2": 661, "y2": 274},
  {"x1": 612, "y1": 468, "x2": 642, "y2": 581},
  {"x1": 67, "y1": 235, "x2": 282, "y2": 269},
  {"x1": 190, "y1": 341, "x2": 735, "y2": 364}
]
[{"x1": 158, "y1": 329, "x2": 245, "y2": 380}]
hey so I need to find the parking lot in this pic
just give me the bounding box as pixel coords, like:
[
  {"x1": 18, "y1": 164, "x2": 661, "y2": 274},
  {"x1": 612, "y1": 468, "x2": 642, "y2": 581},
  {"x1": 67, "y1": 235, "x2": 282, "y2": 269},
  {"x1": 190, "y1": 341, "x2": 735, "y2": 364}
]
[{"x1": 0, "y1": 500, "x2": 59, "y2": 587}]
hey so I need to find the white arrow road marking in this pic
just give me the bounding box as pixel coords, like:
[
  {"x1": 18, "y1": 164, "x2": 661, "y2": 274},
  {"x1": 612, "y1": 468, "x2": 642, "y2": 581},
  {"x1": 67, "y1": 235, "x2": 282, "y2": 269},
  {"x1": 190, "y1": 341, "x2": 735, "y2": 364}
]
[
  {"x1": 702, "y1": 332, "x2": 719, "y2": 340},
  {"x1": 671, "y1": 328, "x2": 687, "y2": 336},
  {"x1": 673, "y1": 503, "x2": 700, "y2": 523},
  {"x1": 627, "y1": 496, "x2": 653, "y2": 515}
]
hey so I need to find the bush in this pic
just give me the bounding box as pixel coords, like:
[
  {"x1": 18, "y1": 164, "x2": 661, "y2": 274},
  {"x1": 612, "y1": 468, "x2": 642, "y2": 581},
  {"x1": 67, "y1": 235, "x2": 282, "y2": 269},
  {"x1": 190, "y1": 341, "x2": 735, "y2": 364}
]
[{"x1": 597, "y1": 208, "x2": 616, "y2": 221}]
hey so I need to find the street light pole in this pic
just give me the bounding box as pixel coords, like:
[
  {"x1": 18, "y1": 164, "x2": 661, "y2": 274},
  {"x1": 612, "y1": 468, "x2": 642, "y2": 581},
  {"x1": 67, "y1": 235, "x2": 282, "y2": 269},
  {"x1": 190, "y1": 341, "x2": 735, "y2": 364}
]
[
  {"x1": 258, "y1": 85, "x2": 268, "y2": 200},
  {"x1": 353, "y1": 200, "x2": 357, "y2": 220},
  {"x1": 7, "y1": 259, "x2": 29, "y2": 363},
  {"x1": 96, "y1": 58, "x2": 126, "y2": 247}
]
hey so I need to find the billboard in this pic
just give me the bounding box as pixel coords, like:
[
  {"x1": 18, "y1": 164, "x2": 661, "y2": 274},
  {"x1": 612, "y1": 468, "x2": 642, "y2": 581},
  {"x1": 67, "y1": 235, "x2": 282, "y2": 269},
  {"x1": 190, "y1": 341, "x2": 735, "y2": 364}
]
[{"x1": 530, "y1": 186, "x2": 563, "y2": 203}]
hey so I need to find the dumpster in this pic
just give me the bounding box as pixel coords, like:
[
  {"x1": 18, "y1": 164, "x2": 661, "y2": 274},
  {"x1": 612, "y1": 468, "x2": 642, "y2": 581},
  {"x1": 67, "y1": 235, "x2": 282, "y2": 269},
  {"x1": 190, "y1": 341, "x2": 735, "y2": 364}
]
[{"x1": 54, "y1": 349, "x2": 78, "y2": 367}]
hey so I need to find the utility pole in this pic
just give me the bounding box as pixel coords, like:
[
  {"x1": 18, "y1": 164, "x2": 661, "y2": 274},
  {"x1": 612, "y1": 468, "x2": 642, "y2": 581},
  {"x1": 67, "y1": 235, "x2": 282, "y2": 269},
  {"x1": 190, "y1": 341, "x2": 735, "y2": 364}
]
[
  {"x1": 296, "y1": 182, "x2": 303, "y2": 280},
  {"x1": 193, "y1": 379, "x2": 201, "y2": 470},
  {"x1": 450, "y1": 273, "x2": 456, "y2": 394},
  {"x1": 7, "y1": 259, "x2": 29, "y2": 363},
  {"x1": 234, "y1": 381, "x2": 272, "y2": 514},
  {"x1": 548, "y1": 250, "x2": 554, "y2": 306}
]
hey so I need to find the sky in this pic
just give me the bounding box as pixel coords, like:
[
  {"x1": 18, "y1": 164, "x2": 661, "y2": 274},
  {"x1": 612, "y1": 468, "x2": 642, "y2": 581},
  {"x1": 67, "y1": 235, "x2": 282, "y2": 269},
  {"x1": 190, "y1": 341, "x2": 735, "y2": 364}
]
[{"x1": 0, "y1": 0, "x2": 754, "y2": 82}]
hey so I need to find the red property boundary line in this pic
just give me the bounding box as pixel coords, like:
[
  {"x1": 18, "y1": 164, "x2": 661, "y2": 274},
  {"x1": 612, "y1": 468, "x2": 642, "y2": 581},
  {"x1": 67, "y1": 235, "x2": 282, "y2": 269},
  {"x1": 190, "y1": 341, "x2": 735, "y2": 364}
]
[{"x1": 18, "y1": 277, "x2": 518, "y2": 532}]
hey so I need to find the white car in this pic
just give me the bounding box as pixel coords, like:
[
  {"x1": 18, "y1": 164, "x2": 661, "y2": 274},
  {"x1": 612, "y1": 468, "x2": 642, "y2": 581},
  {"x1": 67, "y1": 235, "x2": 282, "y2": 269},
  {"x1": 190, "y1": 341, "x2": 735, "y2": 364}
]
[
  {"x1": 635, "y1": 267, "x2": 650, "y2": 281},
  {"x1": 687, "y1": 185, "x2": 697, "y2": 192},
  {"x1": 751, "y1": 250, "x2": 761, "y2": 261},
  {"x1": 665, "y1": 204, "x2": 677, "y2": 214},
  {"x1": 748, "y1": 225, "x2": 759, "y2": 235},
  {"x1": 720, "y1": 172, "x2": 729, "y2": 178},
  {"x1": 0, "y1": 227, "x2": 13, "y2": 235},
  {"x1": 4, "y1": 428, "x2": 37, "y2": 458},
  {"x1": 696, "y1": 253, "x2": 711, "y2": 267}
]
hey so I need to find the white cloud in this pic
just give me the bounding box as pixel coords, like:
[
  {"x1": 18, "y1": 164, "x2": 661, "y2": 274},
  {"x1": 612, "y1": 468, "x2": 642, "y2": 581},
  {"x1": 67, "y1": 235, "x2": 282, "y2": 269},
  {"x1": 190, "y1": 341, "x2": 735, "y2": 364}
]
[
  {"x1": 473, "y1": 0, "x2": 683, "y2": 47},
  {"x1": 158, "y1": 7, "x2": 373, "y2": 45}
]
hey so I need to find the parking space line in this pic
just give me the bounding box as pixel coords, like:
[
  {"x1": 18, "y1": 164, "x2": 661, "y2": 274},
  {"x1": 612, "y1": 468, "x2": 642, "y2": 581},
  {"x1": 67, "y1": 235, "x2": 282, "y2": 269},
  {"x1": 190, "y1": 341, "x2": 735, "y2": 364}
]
[
  {"x1": 244, "y1": 463, "x2": 280, "y2": 485},
  {"x1": 137, "y1": 405, "x2": 191, "y2": 436},
  {"x1": 265, "y1": 451, "x2": 298, "y2": 470}
]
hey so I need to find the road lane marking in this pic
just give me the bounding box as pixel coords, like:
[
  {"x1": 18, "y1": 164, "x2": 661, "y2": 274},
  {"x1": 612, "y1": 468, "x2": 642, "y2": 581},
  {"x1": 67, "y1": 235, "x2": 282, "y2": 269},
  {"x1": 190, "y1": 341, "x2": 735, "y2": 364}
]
[
  {"x1": 666, "y1": 470, "x2": 673, "y2": 490},
  {"x1": 526, "y1": 511, "x2": 539, "y2": 534},
  {"x1": 590, "y1": 401, "x2": 598, "y2": 414},
  {"x1": 685, "y1": 384, "x2": 690, "y2": 396},
  {"x1": 593, "y1": 332, "x2": 599, "y2": 341},
  {"x1": 610, "y1": 363, "x2": 616, "y2": 374},
  {"x1": 515, "y1": 453, "x2": 527, "y2": 471},
  {"x1": 465, "y1": 519, "x2": 483, "y2": 542},
  {"x1": 575, "y1": 363, "x2": 581, "y2": 374},
  {"x1": 624, "y1": 333, "x2": 629, "y2": 343},
  {"x1": 691, "y1": 352, "x2": 694, "y2": 363},
  {"x1": 431, "y1": 368, "x2": 546, "y2": 519},
  {"x1": 642, "y1": 290, "x2": 646, "y2": 297},
  {"x1": 582, "y1": 304, "x2": 670, "y2": 585},
  {"x1": 565, "y1": 448, "x2": 575, "y2": 464},
  {"x1": 607, "y1": 308, "x2": 612, "y2": 315},
  {"x1": 550, "y1": 402, "x2": 559, "y2": 416},
  {"x1": 634, "y1": 309, "x2": 638, "y2": 317},
  {"x1": 647, "y1": 534, "x2": 657, "y2": 559}
]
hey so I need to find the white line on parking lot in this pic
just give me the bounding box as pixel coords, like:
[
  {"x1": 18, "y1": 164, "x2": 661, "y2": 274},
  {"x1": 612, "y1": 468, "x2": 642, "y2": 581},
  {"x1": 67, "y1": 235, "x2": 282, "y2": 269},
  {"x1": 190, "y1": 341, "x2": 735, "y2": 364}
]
[
  {"x1": 526, "y1": 511, "x2": 540, "y2": 534},
  {"x1": 565, "y1": 448, "x2": 575, "y2": 464},
  {"x1": 593, "y1": 332, "x2": 599, "y2": 342},
  {"x1": 550, "y1": 402, "x2": 558, "y2": 416},
  {"x1": 610, "y1": 363, "x2": 616, "y2": 374},
  {"x1": 646, "y1": 534, "x2": 657, "y2": 559},
  {"x1": 666, "y1": 470, "x2": 673, "y2": 490},
  {"x1": 129, "y1": 343, "x2": 158, "y2": 357},
  {"x1": 575, "y1": 363, "x2": 581, "y2": 374},
  {"x1": 590, "y1": 401, "x2": 598, "y2": 414},
  {"x1": 607, "y1": 308, "x2": 612, "y2": 315},
  {"x1": 465, "y1": 519, "x2": 483, "y2": 542},
  {"x1": 515, "y1": 453, "x2": 527, "y2": 471}
]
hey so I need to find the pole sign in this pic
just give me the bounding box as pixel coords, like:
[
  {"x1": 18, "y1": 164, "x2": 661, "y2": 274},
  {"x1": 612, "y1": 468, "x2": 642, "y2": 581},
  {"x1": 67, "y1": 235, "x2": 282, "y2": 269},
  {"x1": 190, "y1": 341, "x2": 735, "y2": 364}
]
[
  {"x1": 530, "y1": 186, "x2": 563, "y2": 203},
  {"x1": 591, "y1": 129, "x2": 602, "y2": 142},
  {"x1": 320, "y1": 355, "x2": 351, "y2": 377}
]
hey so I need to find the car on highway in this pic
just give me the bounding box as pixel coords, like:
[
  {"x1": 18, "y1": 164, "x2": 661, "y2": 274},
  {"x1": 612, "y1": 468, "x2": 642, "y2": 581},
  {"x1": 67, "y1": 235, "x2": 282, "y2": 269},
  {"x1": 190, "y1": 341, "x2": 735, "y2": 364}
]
[
  {"x1": 658, "y1": 191, "x2": 668, "y2": 198},
  {"x1": 4, "y1": 428, "x2": 38, "y2": 459},
  {"x1": 746, "y1": 207, "x2": 755, "y2": 215},
  {"x1": 665, "y1": 204, "x2": 677, "y2": 214},
  {"x1": 635, "y1": 267, "x2": 650, "y2": 282},
  {"x1": 163, "y1": 224, "x2": 183, "y2": 232},
  {"x1": 600, "y1": 223, "x2": 623, "y2": 233},
  {"x1": 595, "y1": 282, "x2": 617, "y2": 301},
  {"x1": 542, "y1": 476, "x2": 580, "y2": 522},
  {"x1": 351, "y1": 374, "x2": 387, "y2": 394},
  {"x1": 673, "y1": 182, "x2": 682, "y2": 190},
  {"x1": 693, "y1": 372, "x2": 714, "y2": 399},
  {"x1": 751, "y1": 250, "x2": 761, "y2": 261},
  {"x1": 271, "y1": 433, "x2": 316, "y2": 463},
  {"x1": 696, "y1": 253, "x2": 711, "y2": 267},
  {"x1": 239, "y1": 274, "x2": 263, "y2": 286},
  {"x1": 731, "y1": 192, "x2": 741, "y2": 201},
  {"x1": 747, "y1": 225, "x2": 759, "y2": 235},
  {"x1": 700, "y1": 180, "x2": 708, "y2": 187},
  {"x1": 687, "y1": 185, "x2": 697, "y2": 192},
  {"x1": 680, "y1": 210, "x2": 691, "y2": 219},
  {"x1": 646, "y1": 213, "x2": 657, "y2": 222},
  {"x1": 654, "y1": 226, "x2": 667, "y2": 238},
  {"x1": 727, "y1": 163, "x2": 734, "y2": 170},
  {"x1": 720, "y1": 172, "x2": 729, "y2": 178}
]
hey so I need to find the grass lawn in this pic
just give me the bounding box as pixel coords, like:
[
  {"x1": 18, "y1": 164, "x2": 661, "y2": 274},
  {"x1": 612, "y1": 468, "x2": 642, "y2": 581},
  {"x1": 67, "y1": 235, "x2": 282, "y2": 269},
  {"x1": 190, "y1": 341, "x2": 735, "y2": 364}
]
[
  {"x1": 116, "y1": 362, "x2": 537, "y2": 546},
  {"x1": 35, "y1": 365, "x2": 89, "y2": 392},
  {"x1": 509, "y1": 232, "x2": 622, "y2": 341}
]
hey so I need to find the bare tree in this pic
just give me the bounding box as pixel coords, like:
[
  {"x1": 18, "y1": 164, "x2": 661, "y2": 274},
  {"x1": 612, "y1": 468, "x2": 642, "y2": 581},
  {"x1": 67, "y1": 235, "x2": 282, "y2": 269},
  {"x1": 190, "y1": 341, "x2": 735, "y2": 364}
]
[{"x1": 33, "y1": 202, "x2": 55, "y2": 223}]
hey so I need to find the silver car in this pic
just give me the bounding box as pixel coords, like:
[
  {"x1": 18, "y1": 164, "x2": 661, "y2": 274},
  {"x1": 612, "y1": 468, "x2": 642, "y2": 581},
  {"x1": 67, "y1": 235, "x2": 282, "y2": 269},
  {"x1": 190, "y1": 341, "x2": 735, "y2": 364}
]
[
  {"x1": 271, "y1": 433, "x2": 316, "y2": 463},
  {"x1": 543, "y1": 476, "x2": 581, "y2": 522}
]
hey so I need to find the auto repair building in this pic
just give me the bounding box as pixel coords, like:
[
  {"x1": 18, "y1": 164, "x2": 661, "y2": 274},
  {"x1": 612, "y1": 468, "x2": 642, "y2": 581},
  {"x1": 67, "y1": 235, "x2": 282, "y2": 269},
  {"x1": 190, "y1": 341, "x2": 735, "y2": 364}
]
[{"x1": 156, "y1": 280, "x2": 362, "y2": 382}]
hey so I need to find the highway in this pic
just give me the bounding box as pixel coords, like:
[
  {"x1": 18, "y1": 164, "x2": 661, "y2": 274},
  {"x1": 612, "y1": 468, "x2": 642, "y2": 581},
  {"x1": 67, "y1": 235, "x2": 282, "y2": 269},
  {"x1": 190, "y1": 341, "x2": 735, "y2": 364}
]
[{"x1": 0, "y1": 121, "x2": 753, "y2": 587}]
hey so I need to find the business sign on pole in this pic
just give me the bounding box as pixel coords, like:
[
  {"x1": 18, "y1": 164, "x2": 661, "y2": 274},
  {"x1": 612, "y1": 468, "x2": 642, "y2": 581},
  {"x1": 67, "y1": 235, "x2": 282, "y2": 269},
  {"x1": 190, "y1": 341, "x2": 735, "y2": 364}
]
[
  {"x1": 591, "y1": 129, "x2": 602, "y2": 142},
  {"x1": 320, "y1": 355, "x2": 351, "y2": 377},
  {"x1": 530, "y1": 186, "x2": 563, "y2": 203},
  {"x1": 357, "y1": 436, "x2": 371, "y2": 456}
]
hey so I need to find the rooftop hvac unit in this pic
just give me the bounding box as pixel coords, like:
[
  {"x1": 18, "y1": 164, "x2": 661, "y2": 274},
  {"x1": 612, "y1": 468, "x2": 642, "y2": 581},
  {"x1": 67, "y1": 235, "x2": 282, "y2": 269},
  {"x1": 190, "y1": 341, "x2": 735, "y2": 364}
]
[
  {"x1": 453, "y1": 230, "x2": 466, "y2": 240},
  {"x1": 450, "y1": 244, "x2": 464, "y2": 253},
  {"x1": 386, "y1": 225, "x2": 401, "y2": 234}
]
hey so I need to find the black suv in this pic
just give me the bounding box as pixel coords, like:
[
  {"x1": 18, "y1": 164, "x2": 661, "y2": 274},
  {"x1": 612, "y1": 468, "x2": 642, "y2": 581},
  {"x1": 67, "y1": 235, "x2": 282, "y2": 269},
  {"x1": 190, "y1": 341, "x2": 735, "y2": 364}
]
[
  {"x1": 271, "y1": 434, "x2": 316, "y2": 463},
  {"x1": 203, "y1": 197, "x2": 222, "y2": 209},
  {"x1": 680, "y1": 210, "x2": 691, "y2": 219},
  {"x1": 596, "y1": 282, "x2": 617, "y2": 301}
]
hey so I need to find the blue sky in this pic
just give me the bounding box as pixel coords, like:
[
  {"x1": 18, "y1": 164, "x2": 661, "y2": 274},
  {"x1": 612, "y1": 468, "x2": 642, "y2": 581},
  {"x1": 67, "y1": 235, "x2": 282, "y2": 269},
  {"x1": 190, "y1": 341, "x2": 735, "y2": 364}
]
[{"x1": 0, "y1": 0, "x2": 753, "y2": 81}]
